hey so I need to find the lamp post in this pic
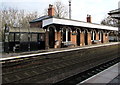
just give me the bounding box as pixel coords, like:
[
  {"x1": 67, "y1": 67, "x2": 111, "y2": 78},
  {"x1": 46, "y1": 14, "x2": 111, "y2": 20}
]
[
  {"x1": 69, "y1": 0, "x2": 71, "y2": 19},
  {"x1": 4, "y1": 24, "x2": 9, "y2": 53},
  {"x1": 28, "y1": 27, "x2": 30, "y2": 51}
]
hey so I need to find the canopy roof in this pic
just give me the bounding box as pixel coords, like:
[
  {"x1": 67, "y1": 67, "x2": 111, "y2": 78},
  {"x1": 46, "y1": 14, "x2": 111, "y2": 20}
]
[
  {"x1": 42, "y1": 17, "x2": 118, "y2": 31},
  {"x1": 108, "y1": 8, "x2": 120, "y2": 14},
  {"x1": 108, "y1": 8, "x2": 120, "y2": 20}
]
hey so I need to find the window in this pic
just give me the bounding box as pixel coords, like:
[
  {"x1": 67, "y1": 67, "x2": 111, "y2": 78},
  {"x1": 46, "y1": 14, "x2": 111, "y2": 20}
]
[
  {"x1": 20, "y1": 33, "x2": 28, "y2": 42},
  {"x1": 9, "y1": 33, "x2": 14, "y2": 42},
  {"x1": 62, "y1": 28, "x2": 71, "y2": 42},
  {"x1": 38, "y1": 34, "x2": 45, "y2": 41},
  {"x1": 15, "y1": 33, "x2": 20, "y2": 42},
  {"x1": 31, "y1": 34, "x2": 37, "y2": 42}
]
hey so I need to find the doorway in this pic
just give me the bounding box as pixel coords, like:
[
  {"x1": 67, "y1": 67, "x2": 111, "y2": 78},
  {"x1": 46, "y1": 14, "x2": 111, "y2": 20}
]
[
  {"x1": 84, "y1": 30, "x2": 88, "y2": 45},
  {"x1": 101, "y1": 32, "x2": 104, "y2": 43},
  {"x1": 76, "y1": 29, "x2": 80, "y2": 46},
  {"x1": 49, "y1": 27, "x2": 55, "y2": 48}
]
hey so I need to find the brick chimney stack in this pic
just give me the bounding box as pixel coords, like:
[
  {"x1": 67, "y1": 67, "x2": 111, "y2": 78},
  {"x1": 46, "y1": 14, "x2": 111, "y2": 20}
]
[
  {"x1": 48, "y1": 4, "x2": 55, "y2": 16},
  {"x1": 87, "y1": 14, "x2": 92, "y2": 23}
]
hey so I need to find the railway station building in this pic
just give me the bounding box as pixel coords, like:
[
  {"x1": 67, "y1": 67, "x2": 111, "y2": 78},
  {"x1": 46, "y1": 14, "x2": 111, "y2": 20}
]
[
  {"x1": 3, "y1": 4, "x2": 118, "y2": 52},
  {"x1": 29, "y1": 4, "x2": 118, "y2": 49}
]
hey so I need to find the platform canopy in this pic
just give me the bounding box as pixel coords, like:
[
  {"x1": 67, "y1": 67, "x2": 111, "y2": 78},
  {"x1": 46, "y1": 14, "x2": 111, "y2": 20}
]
[
  {"x1": 42, "y1": 17, "x2": 118, "y2": 31},
  {"x1": 108, "y1": 8, "x2": 120, "y2": 20}
]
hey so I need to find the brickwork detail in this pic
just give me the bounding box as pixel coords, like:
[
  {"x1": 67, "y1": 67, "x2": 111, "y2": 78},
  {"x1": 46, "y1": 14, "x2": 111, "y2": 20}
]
[
  {"x1": 45, "y1": 31, "x2": 49, "y2": 49},
  {"x1": 80, "y1": 32, "x2": 85, "y2": 46},
  {"x1": 30, "y1": 22, "x2": 42, "y2": 28},
  {"x1": 87, "y1": 32, "x2": 92, "y2": 45},
  {"x1": 71, "y1": 32, "x2": 77, "y2": 45},
  {"x1": 54, "y1": 32, "x2": 58, "y2": 48}
]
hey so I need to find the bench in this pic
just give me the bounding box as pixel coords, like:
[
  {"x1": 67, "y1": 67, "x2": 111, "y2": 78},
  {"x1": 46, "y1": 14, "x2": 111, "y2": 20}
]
[
  {"x1": 62, "y1": 41, "x2": 75, "y2": 47},
  {"x1": 92, "y1": 40, "x2": 100, "y2": 44}
]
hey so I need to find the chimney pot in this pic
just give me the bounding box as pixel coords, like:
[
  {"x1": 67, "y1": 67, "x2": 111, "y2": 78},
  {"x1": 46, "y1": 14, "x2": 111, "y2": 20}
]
[
  {"x1": 48, "y1": 4, "x2": 54, "y2": 16},
  {"x1": 87, "y1": 14, "x2": 92, "y2": 23}
]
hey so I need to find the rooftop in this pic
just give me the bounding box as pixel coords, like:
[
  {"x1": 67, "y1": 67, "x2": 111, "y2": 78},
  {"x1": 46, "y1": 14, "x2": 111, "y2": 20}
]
[
  {"x1": 108, "y1": 8, "x2": 120, "y2": 14},
  {"x1": 108, "y1": 8, "x2": 120, "y2": 19},
  {"x1": 29, "y1": 15, "x2": 51, "y2": 23},
  {"x1": 42, "y1": 17, "x2": 118, "y2": 31}
]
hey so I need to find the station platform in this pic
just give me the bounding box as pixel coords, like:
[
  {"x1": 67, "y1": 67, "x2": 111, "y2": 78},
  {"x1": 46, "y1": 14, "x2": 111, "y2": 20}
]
[
  {"x1": 0, "y1": 42, "x2": 119, "y2": 61},
  {"x1": 80, "y1": 63, "x2": 119, "y2": 84}
]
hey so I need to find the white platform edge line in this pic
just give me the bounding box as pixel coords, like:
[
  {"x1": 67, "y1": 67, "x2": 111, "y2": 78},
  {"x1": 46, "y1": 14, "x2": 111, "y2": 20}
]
[
  {"x1": 0, "y1": 42, "x2": 119, "y2": 61},
  {"x1": 77, "y1": 63, "x2": 119, "y2": 84}
]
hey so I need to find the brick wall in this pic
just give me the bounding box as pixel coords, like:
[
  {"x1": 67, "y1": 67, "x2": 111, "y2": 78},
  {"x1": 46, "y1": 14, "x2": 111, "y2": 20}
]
[
  {"x1": 57, "y1": 31, "x2": 61, "y2": 48},
  {"x1": 87, "y1": 32, "x2": 92, "y2": 45},
  {"x1": 30, "y1": 22, "x2": 42, "y2": 28},
  {"x1": 45, "y1": 31, "x2": 49, "y2": 49},
  {"x1": 103, "y1": 33, "x2": 106, "y2": 43},
  {"x1": 54, "y1": 32, "x2": 58, "y2": 48},
  {"x1": 80, "y1": 32, "x2": 85, "y2": 46},
  {"x1": 71, "y1": 32, "x2": 77, "y2": 45},
  {"x1": 105, "y1": 33, "x2": 109, "y2": 43}
]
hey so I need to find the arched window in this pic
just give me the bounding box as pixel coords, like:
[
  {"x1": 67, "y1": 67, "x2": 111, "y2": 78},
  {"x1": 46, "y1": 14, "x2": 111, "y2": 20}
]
[{"x1": 62, "y1": 28, "x2": 71, "y2": 42}]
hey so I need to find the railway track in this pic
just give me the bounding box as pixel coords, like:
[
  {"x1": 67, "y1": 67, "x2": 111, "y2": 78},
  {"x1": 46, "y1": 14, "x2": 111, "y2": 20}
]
[
  {"x1": 54, "y1": 57, "x2": 119, "y2": 84},
  {"x1": 1, "y1": 44, "x2": 119, "y2": 84}
]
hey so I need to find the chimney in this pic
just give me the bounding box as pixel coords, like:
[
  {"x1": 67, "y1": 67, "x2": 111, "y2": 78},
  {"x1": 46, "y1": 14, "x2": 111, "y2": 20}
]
[
  {"x1": 87, "y1": 14, "x2": 92, "y2": 23},
  {"x1": 48, "y1": 4, "x2": 54, "y2": 16}
]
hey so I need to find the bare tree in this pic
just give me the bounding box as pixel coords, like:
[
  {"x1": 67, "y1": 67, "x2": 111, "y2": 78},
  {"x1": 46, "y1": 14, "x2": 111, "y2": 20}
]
[
  {"x1": 0, "y1": 7, "x2": 40, "y2": 42},
  {"x1": 44, "y1": 0, "x2": 68, "y2": 18},
  {"x1": 101, "y1": 16, "x2": 118, "y2": 27},
  {"x1": 0, "y1": 7, "x2": 39, "y2": 28}
]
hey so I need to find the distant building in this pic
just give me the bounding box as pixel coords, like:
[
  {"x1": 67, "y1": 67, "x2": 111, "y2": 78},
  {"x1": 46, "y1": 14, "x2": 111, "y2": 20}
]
[
  {"x1": 108, "y1": 8, "x2": 120, "y2": 20},
  {"x1": 108, "y1": 1, "x2": 120, "y2": 20},
  {"x1": 108, "y1": 2, "x2": 120, "y2": 41}
]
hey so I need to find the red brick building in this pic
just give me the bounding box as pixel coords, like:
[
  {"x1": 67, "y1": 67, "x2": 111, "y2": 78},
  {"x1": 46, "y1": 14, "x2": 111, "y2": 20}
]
[{"x1": 30, "y1": 4, "x2": 118, "y2": 49}]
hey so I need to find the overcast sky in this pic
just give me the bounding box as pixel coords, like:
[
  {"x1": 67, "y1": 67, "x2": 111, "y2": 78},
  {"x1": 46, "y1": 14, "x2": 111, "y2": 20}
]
[{"x1": 1, "y1": 0, "x2": 119, "y2": 24}]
